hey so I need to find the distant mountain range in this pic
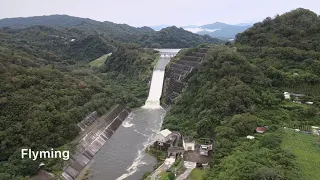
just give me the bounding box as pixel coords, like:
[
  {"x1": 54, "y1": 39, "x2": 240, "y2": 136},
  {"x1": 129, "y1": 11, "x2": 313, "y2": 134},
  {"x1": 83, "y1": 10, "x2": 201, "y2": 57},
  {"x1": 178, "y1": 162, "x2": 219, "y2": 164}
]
[
  {"x1": 0, "y1": 15, "x2": 222, "y2": 49},
  {"x1": 149, "y1": 22, "x2": 254, "y2": 40}
]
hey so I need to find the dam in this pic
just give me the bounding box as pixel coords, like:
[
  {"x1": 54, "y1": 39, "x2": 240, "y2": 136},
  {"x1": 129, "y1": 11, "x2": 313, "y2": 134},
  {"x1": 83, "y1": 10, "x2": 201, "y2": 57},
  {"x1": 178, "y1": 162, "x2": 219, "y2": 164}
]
[{"x1": 88, "y1": 49, "x2": 180, "y2": 180}]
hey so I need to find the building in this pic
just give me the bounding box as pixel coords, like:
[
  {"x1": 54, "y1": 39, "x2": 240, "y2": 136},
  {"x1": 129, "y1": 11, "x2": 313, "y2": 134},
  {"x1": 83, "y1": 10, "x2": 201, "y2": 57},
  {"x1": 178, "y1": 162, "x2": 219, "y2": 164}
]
[
  {"x1": 154, "y1": 129, "x2": 175, "y2": 151},
  {"x1": 155, "y1": 129, "x2": 172, "y2": 143},
  {"x1": 246, "y1": 135, "x2": 255, "y2": 140},
  {"x1": 183, "y1": 136, "x2": 195, "y2": 151},
  {"x1": 199, "y1": 145, "x2": 212, "y2": 156},
  {"x1": 199, "y1": 138, "x2": 213, "y2": 156},
  {"x1": 283, "y1": 92, "x2": 305, "y2": 100},
  {"x1": 311, "y1": 126, "x2": 320, "y2": 135},
  {"x1": 256, "y1": 127, "x2": 267, "y2": 133},
  {"x1": 284, "y1": 92, "x2": 291, "y2": 100}
]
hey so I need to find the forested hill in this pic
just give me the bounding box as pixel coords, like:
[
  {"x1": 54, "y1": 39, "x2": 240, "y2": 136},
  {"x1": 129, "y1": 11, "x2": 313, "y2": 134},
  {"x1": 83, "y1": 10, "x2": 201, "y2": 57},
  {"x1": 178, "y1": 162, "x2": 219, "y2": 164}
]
[
  {"x1": 0, "y1": 16, "x2": 164, "y2": 179},
  {"x1": 103, "y1": 44, "x2": 159, "y2": 80},
  {"x1": 236, "y1": 8, "x2": 320, "y2": 51},
  {"x1": 139, "y1": 26, "x2": 223, "y2": 48},
  {"x1": 163, "y1": 8, "x2": 320, "y2": 180},
  {"x1": 0, "y1": 26, "x2": 114, "y2": 64},
  {"x1": 0, "y1": 15, "x2": 221, "y2": 48}
]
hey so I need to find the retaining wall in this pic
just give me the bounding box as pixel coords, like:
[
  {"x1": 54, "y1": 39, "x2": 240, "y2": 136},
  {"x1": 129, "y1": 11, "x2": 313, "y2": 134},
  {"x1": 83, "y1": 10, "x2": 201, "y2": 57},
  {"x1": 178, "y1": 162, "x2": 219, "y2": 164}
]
[{"x1": 61, "y1": 104, "x2": 131, "y2": 180}]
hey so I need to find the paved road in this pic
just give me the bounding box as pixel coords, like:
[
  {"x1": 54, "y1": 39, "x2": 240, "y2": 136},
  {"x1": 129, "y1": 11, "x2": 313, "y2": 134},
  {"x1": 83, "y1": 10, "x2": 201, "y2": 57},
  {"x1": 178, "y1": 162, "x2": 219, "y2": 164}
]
[
  {"x1": 151, "y1": 157, "x2": 175, "y2": 180},
  {"x1": 176, "y1": 161, "x2": 196, "y2": 180}
]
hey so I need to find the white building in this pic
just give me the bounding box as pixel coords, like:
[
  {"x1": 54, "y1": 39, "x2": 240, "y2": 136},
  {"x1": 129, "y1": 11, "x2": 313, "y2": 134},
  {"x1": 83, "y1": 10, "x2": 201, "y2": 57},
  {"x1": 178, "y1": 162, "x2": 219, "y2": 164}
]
[
  {"x1": 246, "y1": 135, "x2": 255, "y2": 140},
  {"x1": 284, "y1": 92, "x2": 291, "y2": 100},
  {"x1": 183, "y1": 136, "x2": 195, "y2": 151},
  {"x1": 155, "y1": 129, "x2": 172, "y2": 143}
]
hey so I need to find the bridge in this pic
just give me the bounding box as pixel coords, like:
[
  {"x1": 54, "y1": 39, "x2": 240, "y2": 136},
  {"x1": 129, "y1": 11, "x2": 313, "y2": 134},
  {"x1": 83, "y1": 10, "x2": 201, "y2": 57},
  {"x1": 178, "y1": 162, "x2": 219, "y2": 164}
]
[
  {"x1": 154, "y1": 49, "x2": 181, "y2": 59},
  {"x1": 159, "y1": 53, "x2": 177, "y2": 58}
]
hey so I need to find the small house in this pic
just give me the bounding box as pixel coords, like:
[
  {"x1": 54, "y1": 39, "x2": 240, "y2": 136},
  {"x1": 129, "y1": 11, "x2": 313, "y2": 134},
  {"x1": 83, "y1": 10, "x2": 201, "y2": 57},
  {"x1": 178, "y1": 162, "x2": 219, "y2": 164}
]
[
  {"x1": 154, "y1": 129, "x2": 175, "y2": 151},
  {"x1": 246, "y1": 135, "x2": 255, "y2": 140},
  {"x1": 256, "y1": 127, "x2": 267, "y2": 134},
  {"x1": 284, "y1": 92, "x2": 291, "y2": 100},
  {"x1": 155, "y1": 129, "x2": 172, "y2": 143},
  {"x1": 183, "y1": 136, "x2": 195, "y2": 151}
]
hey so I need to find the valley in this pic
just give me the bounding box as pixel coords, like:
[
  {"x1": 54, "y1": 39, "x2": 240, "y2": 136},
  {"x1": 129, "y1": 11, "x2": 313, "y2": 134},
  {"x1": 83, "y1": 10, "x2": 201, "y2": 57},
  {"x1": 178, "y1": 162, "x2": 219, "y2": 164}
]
[{"x1": 0, "y1": 4, "x2": 319, "y2": 180}]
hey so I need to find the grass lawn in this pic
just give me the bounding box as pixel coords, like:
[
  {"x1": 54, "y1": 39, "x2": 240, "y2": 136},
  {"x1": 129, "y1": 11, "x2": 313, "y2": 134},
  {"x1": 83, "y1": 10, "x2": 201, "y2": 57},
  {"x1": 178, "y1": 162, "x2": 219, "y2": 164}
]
[
  {"x1": 158, "y1": 172, "x2": 174, "y2": 180},
  {"x1": 281, "y1": 129, "x2": 320, "y2": 180},
  {"x1": 188, "y1": 168, "x2": 208, "y2": 180},
  {"x1": 89, "y1": 53, "x2": 111, "y2": 67}
]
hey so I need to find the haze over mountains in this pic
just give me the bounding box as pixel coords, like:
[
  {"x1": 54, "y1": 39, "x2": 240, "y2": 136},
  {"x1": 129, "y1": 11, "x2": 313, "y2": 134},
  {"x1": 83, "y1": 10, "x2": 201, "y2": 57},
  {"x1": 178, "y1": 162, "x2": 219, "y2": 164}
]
[
  {"x1": 150, "y1": 22, "x2": 253, "y2": 40},
  {"x1": 0, "y1": 15, "x2": 222, "y2": 49}
]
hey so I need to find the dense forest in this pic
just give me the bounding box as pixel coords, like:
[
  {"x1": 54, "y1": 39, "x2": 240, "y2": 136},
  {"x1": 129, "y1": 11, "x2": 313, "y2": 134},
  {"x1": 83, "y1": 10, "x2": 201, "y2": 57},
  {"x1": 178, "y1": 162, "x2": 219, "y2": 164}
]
[
  {"x1": 103, "y1": 43, "x2": 159, "y2": 81},
  {"x1": 0, "y1": 21, "x2": 163, "y2": 178},
  {"x1": 0, "y1": 15, "x2": 222, "y2": 48},
  {"x1": 163, "y1": 8, "x2": 320, "y2": 180}
]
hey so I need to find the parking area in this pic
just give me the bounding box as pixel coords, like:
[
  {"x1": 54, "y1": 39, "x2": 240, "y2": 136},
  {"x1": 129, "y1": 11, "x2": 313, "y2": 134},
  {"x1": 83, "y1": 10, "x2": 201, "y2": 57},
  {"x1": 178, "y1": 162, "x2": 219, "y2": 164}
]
[{"x1": 183, "y1": 145, "x2": 212, "y2": 163}]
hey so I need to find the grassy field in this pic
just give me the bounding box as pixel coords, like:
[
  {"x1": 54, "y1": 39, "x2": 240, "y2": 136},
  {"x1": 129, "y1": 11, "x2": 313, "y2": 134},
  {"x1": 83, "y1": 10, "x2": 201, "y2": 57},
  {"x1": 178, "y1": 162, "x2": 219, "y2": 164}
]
[
  {"x1": 158, "y1": 172, "x2": 174, "y2": 180},
  {"x1": 281, "y1": 129, "x2": 320, "y2": 180},
  {"x1": 89, "y1": 53, "x2": 111, "y2": 67},
  {"x1": 188, "y1": 169, "x2": 208, "y2": 180}
]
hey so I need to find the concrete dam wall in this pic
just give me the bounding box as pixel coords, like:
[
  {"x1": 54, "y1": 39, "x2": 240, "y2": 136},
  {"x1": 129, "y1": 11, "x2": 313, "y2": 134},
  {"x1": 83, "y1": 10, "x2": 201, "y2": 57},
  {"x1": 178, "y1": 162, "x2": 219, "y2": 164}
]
[
  {"x1": 61, "y1": 104, "x2": 131, "y2": 180},
  {"x1": 163, "y1": 46, "x2": 211, "y2": 104}
]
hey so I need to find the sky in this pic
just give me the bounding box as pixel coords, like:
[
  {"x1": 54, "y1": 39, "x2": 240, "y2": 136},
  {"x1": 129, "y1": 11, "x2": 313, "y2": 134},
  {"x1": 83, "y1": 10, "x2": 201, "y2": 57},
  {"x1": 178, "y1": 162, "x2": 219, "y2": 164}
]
[{"x1": 1, "y1": 0, "x2": 320, "y2": 27}]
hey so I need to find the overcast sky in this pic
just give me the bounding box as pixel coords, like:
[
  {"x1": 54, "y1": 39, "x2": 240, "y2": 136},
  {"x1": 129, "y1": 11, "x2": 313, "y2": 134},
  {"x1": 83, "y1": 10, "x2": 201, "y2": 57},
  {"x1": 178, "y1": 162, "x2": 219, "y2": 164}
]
[{"x1": 1, "y1": 0, "x2": 319, "y2": 27}]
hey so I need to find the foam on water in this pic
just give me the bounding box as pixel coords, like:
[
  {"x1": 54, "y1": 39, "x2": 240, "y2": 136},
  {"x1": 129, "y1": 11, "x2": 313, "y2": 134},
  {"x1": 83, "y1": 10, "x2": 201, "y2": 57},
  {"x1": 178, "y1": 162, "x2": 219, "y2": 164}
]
[
  {"x1": 122, "y1": 121, "x2": 134, "y2": 128},
  {"x1": 115, "y1": 112, "x2": 165, "y2": 180},
  {"x1": 115, "y1": 133, "x2": 155, "y2": 180}
]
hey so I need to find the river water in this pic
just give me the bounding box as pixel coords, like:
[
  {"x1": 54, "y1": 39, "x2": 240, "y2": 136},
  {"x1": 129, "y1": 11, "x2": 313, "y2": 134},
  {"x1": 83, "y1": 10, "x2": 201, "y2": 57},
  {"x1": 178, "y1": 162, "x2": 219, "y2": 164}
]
[{"x1": 89, "y1": 49, "x2": 180, "y2": 180}]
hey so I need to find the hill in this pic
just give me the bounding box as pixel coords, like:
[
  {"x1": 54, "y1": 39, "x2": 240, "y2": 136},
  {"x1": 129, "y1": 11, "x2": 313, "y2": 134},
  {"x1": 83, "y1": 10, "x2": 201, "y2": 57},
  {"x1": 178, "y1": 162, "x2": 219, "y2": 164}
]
[
  {"x1": 0, "y1": 17, "x2": 166, "y2": 179},
  {"x1": 0, "y1": 25, "x2": 113, "y2": 64},
  {"x1": 103, "y1": 44, "x2": 159, "y2": 80},
  {"x1": 179, "y1": 22, "x2": 251, "y2": 40},
  {"x1": 198, "y1": 22, "x2": 251, "y2": 39},
  {"x1": 163, "y1": 8, "x2": 320, "y2": 180},
  {"x1": 236, "y1": 8, "x2": 320, "y2": 51},
  {"x1": 139, "y1": 26, "x2": 222, "y2": 48},
  {"x1": 0, "y1": 15, "x2": 220, "y2": 48}
]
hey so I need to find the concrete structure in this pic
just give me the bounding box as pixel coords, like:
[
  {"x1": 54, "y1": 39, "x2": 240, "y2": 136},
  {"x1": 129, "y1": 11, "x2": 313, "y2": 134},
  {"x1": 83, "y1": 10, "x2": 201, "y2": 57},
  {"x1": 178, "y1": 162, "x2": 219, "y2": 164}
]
[
  {"x1": 176, "y1": 161, "x2": 196, "y2": 180},
  {"x1": 155, "y1": 129, "x2": 172, "y2": 143},
  {"x1": 61, "y1": 105, "x2": 131, "y2": 180},
  {"x1": 311, "y1": 126, "x2": 320, "y2": 135},
  {"x1": 199, "y1": 145, "x2": 211, "y2": 156},
  {"x1": 284, "y1": 92, "x2": 305, "y2": 100},
  {"x1": 284, "y1": 92, "x2": 291, "y2": 100},
  {"x1": 154, "y1": 129, "x2": 176, "y2": 151},
  {"x1": 151, "y1": 157, "x2": 176, "y2": 180},
  {"x1": 183, "y1": 136, "x2": 195, "y2": 151}
]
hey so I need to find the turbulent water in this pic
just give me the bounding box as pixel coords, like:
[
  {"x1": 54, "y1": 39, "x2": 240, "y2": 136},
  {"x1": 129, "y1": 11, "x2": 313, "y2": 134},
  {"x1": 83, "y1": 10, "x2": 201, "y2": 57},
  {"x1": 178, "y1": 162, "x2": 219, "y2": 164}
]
[
  {"x1": 89, "y1": 49, "x2": 180, "y2": 180},
  {"x1": 144, "y1": 70, "x2": 165, "y2": 108}
]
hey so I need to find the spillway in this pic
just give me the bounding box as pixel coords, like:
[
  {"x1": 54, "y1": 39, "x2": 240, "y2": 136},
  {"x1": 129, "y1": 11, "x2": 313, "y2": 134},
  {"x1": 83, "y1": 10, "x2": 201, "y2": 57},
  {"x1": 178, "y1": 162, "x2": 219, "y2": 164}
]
[
  {"x1": 89, "y1": 49, "x2": 180, "y2": 180},
  {"x1": 144, "y1": 70, "x2": 165, "y2": 108}
]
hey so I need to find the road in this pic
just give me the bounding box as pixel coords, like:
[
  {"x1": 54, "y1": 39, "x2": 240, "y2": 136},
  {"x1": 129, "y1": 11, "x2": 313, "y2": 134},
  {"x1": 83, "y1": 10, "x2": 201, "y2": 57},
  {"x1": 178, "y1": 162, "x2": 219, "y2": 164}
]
[
  {"x1": 176, "y1": 161, "x2": 196, "y2": 180},
  {"x1": 151, "y1": 157, "x2": 175, "y2": 180}
]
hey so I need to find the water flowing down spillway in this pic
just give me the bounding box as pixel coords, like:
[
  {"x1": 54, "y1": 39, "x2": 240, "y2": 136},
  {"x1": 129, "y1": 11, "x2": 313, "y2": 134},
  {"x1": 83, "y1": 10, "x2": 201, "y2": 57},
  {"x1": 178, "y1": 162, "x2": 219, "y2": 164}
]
[
  {"x1": 144, "y1": 70, "x2": 165, "y2": 108},
  {"x1": 89, "y1": 49, "x2": 180, "y2": 180}
]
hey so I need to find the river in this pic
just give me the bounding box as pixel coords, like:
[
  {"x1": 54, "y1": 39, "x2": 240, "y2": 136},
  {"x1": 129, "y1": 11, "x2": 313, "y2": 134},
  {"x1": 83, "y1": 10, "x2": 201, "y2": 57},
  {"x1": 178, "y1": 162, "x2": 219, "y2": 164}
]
[{"x1": 89, "y1": 49, "x2": 180, "y2": 180}]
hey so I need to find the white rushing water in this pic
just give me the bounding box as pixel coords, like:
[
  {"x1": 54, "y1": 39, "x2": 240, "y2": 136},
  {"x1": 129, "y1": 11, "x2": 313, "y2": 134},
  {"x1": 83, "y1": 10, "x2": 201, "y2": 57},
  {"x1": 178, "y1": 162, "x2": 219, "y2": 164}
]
[{"x1": 143, "y1": 70, "x2": 165, "y2": 109}]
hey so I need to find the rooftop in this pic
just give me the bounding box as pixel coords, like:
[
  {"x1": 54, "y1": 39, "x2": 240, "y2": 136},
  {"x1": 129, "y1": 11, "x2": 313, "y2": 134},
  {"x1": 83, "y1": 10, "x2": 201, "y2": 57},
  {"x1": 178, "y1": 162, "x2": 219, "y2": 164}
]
[{"x1": 159, "y1": 129, "x2": 172, "y2": 138}]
